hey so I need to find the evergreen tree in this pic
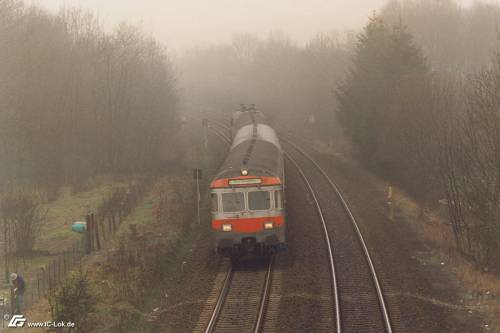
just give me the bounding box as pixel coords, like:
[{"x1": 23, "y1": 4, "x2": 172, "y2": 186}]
[{"x1": 337, "y1": 16, "x2": 428, "y2": 170}]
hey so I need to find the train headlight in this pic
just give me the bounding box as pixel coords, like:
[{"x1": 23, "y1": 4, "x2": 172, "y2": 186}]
[
  {"x1": 264, "y1": 221, "x2": 274, "y2": 230},
  {"x1": 222, "y1": 224, "x2": 232, "y2": 232}
]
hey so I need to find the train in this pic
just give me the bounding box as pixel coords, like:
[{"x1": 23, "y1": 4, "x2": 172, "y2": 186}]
[{"x1": 210, "y1": 107, "x2": 287, "y2": 257}]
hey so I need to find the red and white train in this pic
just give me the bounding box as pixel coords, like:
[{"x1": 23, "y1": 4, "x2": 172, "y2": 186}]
[{"x1": 210, "y1": 109, "x2": 286, "y2": 256}]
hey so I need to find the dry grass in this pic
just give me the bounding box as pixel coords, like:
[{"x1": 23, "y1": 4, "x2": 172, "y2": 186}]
[
  {"x1": 38, "y1": 181, "x2": 130, "y2": 253},
  {"x1": 392, "y1": 187, "x2": 500, "y2": 331},
  {"x1": 19, "y1": 175, "x2": 192, "y2": 332},
  {"x1": 85, "y1": 175, "x2": 192, "y2": 332},
  {"x1": 0, "y1": 177, "x2": 134, "y2": 331}
]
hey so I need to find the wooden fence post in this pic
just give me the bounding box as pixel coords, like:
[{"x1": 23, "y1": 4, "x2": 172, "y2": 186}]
[
  {"x1": 40, "y1": 267, "x2": 45, "y2": 296},
  {"x1": 108, "y1": 215, "x2": 113, "y2": 236},
  {"x1": 85, "y1": 215, "x2": 92, "y2": 254},
  {"x1": 48, "y1": 262, "x2": 52, "y2": 291},
  {"x1": 52, "y1": 260, "x2": 56, "y2": 289},
  {"x1": 63, "y1": 252, "x2": 67, "y2": 276},
  {"x1": 36, "y1": 273, "x2": 40, "y2": 299},
  {"x1": 74, "y1": 241, "x2": 78, "y2": 263},
  {"x1": 57, "y1": 257, "x2": 61, "y2": 284},
  {"x1": 94, "y1": 214, "x2": 101, "y2": 250},
  {"x1": 101, "y1": 218, "x2": 107, "y2": 241}
]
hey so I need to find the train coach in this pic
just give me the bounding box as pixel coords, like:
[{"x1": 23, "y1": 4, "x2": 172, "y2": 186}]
[{"x1": 210, "y1": 108, "x2": 286, "y2": 257}]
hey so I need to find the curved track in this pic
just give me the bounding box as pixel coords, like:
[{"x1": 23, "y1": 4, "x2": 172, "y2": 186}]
[
  {"x1": 283, "y1": 138, "x2": 393, "y2": 333},
  {"x1": 206, "y1": 117, "x2": 393, "y2": 333}
]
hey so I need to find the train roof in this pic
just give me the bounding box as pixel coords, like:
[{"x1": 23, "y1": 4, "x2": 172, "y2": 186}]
[
  {"x1": 214, "y1": 139, "x2": 283, "y2": 178},
  {"x1": 211, "y1": 111, "x2": 284, "y2": 188},
  {"x1": 231, "y1": 111, "x2": 268, "y2": 137}
]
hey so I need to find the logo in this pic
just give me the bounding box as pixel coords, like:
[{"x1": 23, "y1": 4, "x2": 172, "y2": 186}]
[{"x1": 8, "y1": 314, "x2": 27, "y2": 328}]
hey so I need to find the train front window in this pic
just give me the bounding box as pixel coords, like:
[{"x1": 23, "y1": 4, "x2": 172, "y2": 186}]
[
  {"x1": 222, "y1": 192, "x2": 245, "y2": 212},
  {"x1": 248, "y1": 191, "x2": 270, "y2": 210},
  {"x1": 274, "y1": 190, "x2": 283, "y2": 209},
  {"x1": 210, "y1": 193, "x2": 218, "y2": 212}
]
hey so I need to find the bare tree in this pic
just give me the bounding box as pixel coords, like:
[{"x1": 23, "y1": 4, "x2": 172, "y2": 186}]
[
  {"x1": 0, "y1": 190, "x2": 47, "y2": 257},
  {"x1": 0, "y1": 3, "x2": 178, "y2": 192},
  {"x1": 441, "y1": 58, "x2": 500, "y2": 266}
]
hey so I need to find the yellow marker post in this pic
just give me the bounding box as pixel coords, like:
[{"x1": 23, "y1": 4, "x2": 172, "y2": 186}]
[{"x1": 387, "y1": 185, "x2": 394, "y2": 221}]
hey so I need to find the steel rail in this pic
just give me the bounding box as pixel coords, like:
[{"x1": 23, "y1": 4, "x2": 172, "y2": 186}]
[
  {"x1": 208, "y1": 116, "x2": 342, "y2": 332},
  {"x1": 204, "y1": 265, "x2": 233, "y2": 333},
  {"x1": 207, "y1": 118, "x2": 232, "y2": 133},
  {"x1": 202, "y1": 125, "x2": 233, "y2": 333},
  {"x1": 209, "y1": 126, "x2": 231, "y2": 145},
  {"x1": 203, "y1": 120, "x2": 275, "y2": 333},
  {"x1": 282, "y1": 137, "x2": 393, "y2": 333},
  {"x1": 202, "y1": 115, "x2": 392, "y2": 332},
  {"x1": 254, "y1": 255, "x2": 274, "y2": 333},
  {"x1": 284, "y1": 151, "x2": 342, "y2": 333}
]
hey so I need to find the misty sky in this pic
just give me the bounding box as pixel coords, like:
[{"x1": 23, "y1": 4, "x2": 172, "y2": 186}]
[{"x1": 33, "y1": 0, "x2": 492, "y2": 51}]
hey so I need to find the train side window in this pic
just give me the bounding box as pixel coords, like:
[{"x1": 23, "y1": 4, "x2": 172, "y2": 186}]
[
  {"x1": 210, "y1": 193, "x2": 218, "y2": 212},
  {"x1": 222, "y1": 192, "x2": 245, "y2": 212},
  {"x1": 274, "y1": 190, "x2": 283, "y2": 209},
  {"x1": 248, "y1": 191, "x2": 270, "y2": 210}
]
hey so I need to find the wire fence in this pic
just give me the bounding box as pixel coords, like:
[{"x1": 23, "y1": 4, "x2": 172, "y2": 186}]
[
  {"x1": 22, "y1": 238, "x2": 85, "y2": 311},
  {"x1": 13, "y1": 176, "x2": 153, "y2": 313}
]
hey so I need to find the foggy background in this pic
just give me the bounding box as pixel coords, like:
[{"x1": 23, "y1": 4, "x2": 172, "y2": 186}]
[
  {"x1": 2, "y1": 0, "x2": 500, "y2": 328},
  {"x1": 34, "y1": 0, "x2": 492, "y2": 50}
]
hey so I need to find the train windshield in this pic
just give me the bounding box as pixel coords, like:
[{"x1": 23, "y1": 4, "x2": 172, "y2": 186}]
[
  {"x1": 210, "y1": 193, "x2": 218, "y2": 212},
  {"x1": 248, "y1": 191, "x2": 271, "y2": 210},
  {"x1": 222, "y1": 192, "x2": 245, "y2": 212},
  {"x1": 274, "y1": 190, "x2": 283, "y2": 209}
]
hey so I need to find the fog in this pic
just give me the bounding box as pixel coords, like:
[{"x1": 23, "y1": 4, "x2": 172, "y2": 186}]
[
  {"x1": 34, "y1": 0, "x2": 488, "y2": 50},
  {"x1": 3, "y1": 0, "x2": 500, "y2": 191},
  {"x1": 2, "y1": 0, "x2": 500, "y2": 329}
]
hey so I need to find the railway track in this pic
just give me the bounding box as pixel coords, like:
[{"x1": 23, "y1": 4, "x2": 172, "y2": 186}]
[
  {"x1": 206, "y1": 117, "x2": 393, "y2": 332},
  {"x1": 282, "y1": 138, "x2": 393, "y2": 333},
  {"x1": 198, "y1": 122, "x2": 276, "y2": 333},
  {"x1": 203, "y1": 258, "x2": 274, "y2": 333}
]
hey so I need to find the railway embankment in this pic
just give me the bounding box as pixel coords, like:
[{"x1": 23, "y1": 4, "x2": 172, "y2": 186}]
[{"x1": 308, "y1": 143, "x2": 490, "y2": 332}]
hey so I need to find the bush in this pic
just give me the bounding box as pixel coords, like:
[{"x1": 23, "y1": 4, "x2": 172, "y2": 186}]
[
  {"x1": 0, "y1": 190, "x2": 47, "y2": 256},
  {"x1": 49, "y1": 269, "x2": 94, "y2": 332}
]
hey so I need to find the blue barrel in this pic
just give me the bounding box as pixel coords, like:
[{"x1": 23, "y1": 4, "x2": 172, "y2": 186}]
[{"x1": 71, "y1": 221, "x2": 86, "y2": 233}]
